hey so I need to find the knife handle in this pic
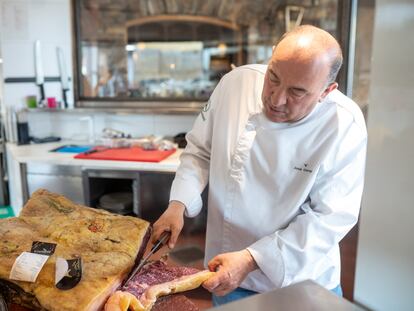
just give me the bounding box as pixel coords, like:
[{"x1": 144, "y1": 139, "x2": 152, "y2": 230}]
[
  {"x1": 83, "y1": 148, "x2": 98, "y2": 155},
  {"x1": 151, "y1": 231, "x2": 171, "y2": 253},
  {"x1": 39, "y1": 85, "x2": 45, "y2": 101}
]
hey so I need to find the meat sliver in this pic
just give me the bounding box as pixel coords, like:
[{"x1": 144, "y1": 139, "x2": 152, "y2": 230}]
[
  {"x1": 105, "y1": 261, "x2": 214, "y2": 311},
  {"x1": 123, "y1": 260, "x2": 199, "y2": 298},
  {"x1": 152, "y1": 295, "x2": 199, "y2": 311}
]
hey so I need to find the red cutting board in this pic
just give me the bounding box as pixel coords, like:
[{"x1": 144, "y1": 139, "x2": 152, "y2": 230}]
[{"x1": 74, "y1": 147, "x2": 176, "y2": 162}]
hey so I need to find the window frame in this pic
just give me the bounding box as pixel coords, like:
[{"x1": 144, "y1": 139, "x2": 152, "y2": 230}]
[{"x1": 72, "y1": 0, "x2": 356, "y2": 112}]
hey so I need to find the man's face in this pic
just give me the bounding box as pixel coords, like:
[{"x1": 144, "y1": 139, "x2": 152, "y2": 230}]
[{"x1": 261, "y1": 49, "x2": 336, "y2": 123}]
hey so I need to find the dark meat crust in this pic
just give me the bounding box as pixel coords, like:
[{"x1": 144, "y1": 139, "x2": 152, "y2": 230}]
[
  {"x1": 152, "y1": 295, "x2": 199, "y2": 311},
  {"x1": 0, "y1": 280, "x2": 44, "y2": 311}
]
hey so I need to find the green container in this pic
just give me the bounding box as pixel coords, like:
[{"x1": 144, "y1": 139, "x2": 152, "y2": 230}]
[
  {"x1": 26, "y1": 95, "x2": 37, "y2": 108},
  {"x1": 0, "y1": 206, "x2": 14, "y2": 218}
]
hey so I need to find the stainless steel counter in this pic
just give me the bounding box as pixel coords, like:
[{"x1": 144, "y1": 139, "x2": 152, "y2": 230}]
[
  {"x1": 6, "y1": 141, "x2": 182, "y2": 215},
  {"x1": 210, "y1": 280, "x2": 365, "y2": 311}
]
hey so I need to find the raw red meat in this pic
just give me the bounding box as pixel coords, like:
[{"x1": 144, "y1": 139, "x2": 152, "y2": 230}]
[
  {"x1": 105, "y1": 260, "x2": 214, "y2": 311},
  {"x1": 123, "y1": 261, "x2": 200, "y2": 298},
  {"x1": 152, "y1": 295, "x2": 199, "y2": 311}
]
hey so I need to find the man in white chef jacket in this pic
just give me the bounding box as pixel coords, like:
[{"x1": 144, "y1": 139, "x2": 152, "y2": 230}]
[{"x1": 152, "y1": 25, "x2": 367, "y2": 306}]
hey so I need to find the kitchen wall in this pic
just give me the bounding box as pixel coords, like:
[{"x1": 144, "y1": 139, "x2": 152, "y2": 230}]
[
  {"x1": 26, "y1": 112, "x2": 196, "y2": 142},
  {"x1": 353, "y1": 1, "x2": 414, "y2": 310},
  {"x1": 0, "y1": 0, "x2": 197, "y2": 142},
  {"x1": 1, "y1": 0, "x2": 73, "y2": 110}
]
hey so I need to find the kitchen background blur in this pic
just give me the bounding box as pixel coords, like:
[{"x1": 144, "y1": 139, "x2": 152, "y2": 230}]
[{"x1": 0, "y1": 0, "x2": 413, "y2": 310}]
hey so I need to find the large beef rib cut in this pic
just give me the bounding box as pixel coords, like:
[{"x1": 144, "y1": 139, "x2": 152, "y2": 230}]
[{"x1": 0, "y1": 189, "x2": 150, "y2": 311}]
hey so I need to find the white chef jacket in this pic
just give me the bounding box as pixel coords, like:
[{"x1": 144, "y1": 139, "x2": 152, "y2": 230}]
[{"x1": 170, "y1": 64, "x2": 367, "y2": 293}]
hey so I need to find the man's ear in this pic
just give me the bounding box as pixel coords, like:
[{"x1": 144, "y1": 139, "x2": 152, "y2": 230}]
[{"x1": 320, "y1": 82, "x2": 338, "y2": 100}]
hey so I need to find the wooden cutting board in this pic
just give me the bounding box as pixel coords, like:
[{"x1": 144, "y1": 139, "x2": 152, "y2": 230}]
[{"x1": 74, "y1": 147, "x2": 176, "y2": 162}]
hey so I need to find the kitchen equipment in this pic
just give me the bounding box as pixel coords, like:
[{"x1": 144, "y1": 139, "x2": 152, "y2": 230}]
[
  {"x1": 98, "y1": 192, "x2": 133, "y2": 215},
  {"x1": 57, "y1": 47, "x2": 69, "y2": 108},
  {"x1": 47, "y1": 97, "x2": 57, "y2": 108},
  {"x1": 31, "y1": 136, "x2": 61, "y2": 144},
  {"x1": 26, "y1": 95, "x2": 37, "y2": 108},
  {"x1": 74, "y1": 146, "x2": 176, "y2": 162},
  {"x1": 17, "y1": 122, "x2": 30, "y2": 145},
  {"x1": 122, "y1": 231, "x2": 170, "y2": 288},
  {"x1": 16, "y1": 110, "x2": 30, "y2": 145},
  {"x1": 173, "y1": 132, "x2": 187, "y2": 148},
  {"x1": 82, "y1": 146, "x2": 109, "y2": 155},
  {"x1": 211, "y1": 280, "x2": 364, "y2": 311},
  {"x1": 50, "y1": 145, "x2": 92, "y2": 153},
  {"x1": 285, "y1": 5, "x2": 305, "y2": 32},
  {"x1": 102, "y1": 127, "x2": 127, "y2": 139},
  {"x1": 34, "y1": 40, "x2": 45, "y2": 106},
  {"x1": 0, "y1": 206, "x2": 14, "y2": 219}
]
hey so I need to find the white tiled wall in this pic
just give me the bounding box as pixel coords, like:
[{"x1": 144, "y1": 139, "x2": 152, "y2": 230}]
[
  {"x1": 26, "y1": 112, "x2": 197, "y2": 141},
  {"x1": 1, "y1": 0, "x2": 74, "y2": 109},
  {"x1": 0, "y1": 0, "x2": 198, "y2": 143},
  {"x1": 0, "y1": 0, "x2": 198, "y2": 213}
]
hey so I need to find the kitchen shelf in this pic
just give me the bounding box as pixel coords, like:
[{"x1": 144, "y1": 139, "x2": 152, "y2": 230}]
[{"x1": 24, "y1": 105, "x2": 202, "y2": 116}]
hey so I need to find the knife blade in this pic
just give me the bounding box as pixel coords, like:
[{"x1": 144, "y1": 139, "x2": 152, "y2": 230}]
[
  {"x1": 82, "y1": 146, "x2": 110, "y2": 155},
  {"x1": 34, "y1": 40, "x2": 45, "y2": 105},
  {"x1": 122, "y1": 231, "x2": 170, "y2": 288},
  {"x1": 57, "y1": 47, "x2": 69, "y2": 108}
]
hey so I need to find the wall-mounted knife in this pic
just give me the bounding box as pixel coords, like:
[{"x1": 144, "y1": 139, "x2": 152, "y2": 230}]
[
  {"x1": 34, "y1": 40, "x2": 45, "y2": 106},
  {"x1": 57, "y1": 47, "x2": 69, "y2": 108}
]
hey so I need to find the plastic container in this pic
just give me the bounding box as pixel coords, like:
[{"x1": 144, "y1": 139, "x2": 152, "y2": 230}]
[
  {"x1": 47, "y1": 97, "x2": 57, "y2": 108},
  {"x1": 26, "y1": 95, "x2": 37, "y2": 108}
]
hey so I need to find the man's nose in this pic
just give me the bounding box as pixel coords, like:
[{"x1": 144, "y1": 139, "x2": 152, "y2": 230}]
[{"x1": 270, "y1": 89, "x2": 287, "y2": 107}]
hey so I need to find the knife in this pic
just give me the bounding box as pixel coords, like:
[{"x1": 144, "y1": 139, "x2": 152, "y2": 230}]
[
  {"x1": 82, "y1": 146, "x2": 110, "y2": 155},
  {"x1": 34, "y1": 40, "x2": 45, "y2": 106},
  {"x1": 57, "y1": 47, "x2": 69, "y2": 108},
  {"x1": 122, "y1": 231, "x2": 170, "y2": 288}
]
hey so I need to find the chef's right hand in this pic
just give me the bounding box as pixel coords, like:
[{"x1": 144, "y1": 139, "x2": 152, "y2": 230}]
[{"x1": 152, "y1": 200, "x2": 186, "y2": 249}]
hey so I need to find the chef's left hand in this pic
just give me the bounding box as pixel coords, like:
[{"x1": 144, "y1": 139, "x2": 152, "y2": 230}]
[{"x1": 202, "y1": 249, "x2": 258, "y2": 296}]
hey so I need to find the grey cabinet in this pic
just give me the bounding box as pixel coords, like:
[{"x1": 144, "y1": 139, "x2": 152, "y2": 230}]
[
  {"x1": 82, "y1": 169, "x2": 176, "y2": 222},
  {"x1": 26, "y1": 164, "x2": 84, "y2": 204},
  {"x1": 23, "y1": 165, "x2": 206, "y2": 232}
]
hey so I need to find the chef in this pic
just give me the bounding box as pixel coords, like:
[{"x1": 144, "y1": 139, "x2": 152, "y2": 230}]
[{"x1": 152, "y1": 25, "x2": 367, "y2": 306}]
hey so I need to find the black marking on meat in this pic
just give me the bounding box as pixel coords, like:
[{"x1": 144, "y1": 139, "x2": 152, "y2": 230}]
[
  {"x1": 56, "y1": 257, "x2": 83, "y2": 290},
  {"x1": 31, "y1": 241, "x2": 57, "y2": 255},
  {"x1": 104, "y1": 237, "x2": 121, "y2": 244}
]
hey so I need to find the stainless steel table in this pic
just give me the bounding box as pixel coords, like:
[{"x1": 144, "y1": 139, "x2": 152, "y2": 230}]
[{"x1": 210, "y1": 280, "x2": 365, "y2": 311}]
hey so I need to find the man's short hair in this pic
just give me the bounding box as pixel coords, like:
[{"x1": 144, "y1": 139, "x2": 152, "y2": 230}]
[{"x1": 327, "y1": 53, "x2": 343, "y2": 84}]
